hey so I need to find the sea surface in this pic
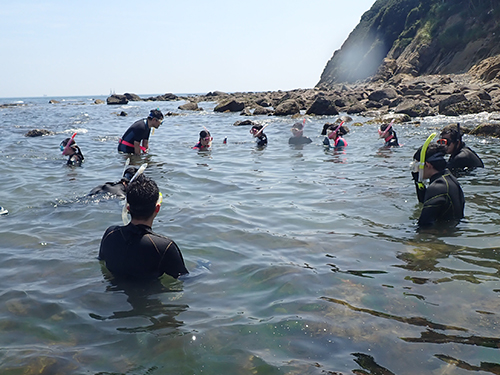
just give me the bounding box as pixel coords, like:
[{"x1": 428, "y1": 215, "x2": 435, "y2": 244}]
[{"x1": 0, "y1": 95, "x2": 499, "y2": 375}]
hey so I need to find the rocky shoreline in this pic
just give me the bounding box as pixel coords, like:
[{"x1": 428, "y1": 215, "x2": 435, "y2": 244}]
[{"x1": 105, "y1": 56, "x2": 500, "y2": 138}]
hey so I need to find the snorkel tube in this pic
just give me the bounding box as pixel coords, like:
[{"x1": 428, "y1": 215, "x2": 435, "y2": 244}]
[
  {"x1": 122, "y1": 163, "x2": 148, "y2": 225},
  {"x1": 379, "y1": 119, "x2": 394, "y2": 139},
  {"x1": 417, "y1": 133, "x2": 437, "y2": 189},
  {"x1": 328, "y1": 121, "x2": 345, "y2": 139}
]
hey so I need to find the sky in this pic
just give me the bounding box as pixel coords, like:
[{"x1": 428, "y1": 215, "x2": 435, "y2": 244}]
[{"x1": 0, "y1": 0, "x2": 376, "y2": 98}]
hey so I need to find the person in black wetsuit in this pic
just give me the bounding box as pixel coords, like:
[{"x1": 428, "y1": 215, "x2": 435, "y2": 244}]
[
  {"x1": 411, "y1": 143, "x2": 465, "y2": 227},
  {"x1": 378, "y1": 123, "x2": 399, "y2": 148},
  {"x1": 88, "y1": 167, "x2": 138, "y2": 199},
  {"x1": 118, "y1": 109, "x2": 164, "y2": 155},
  {"x1": 193, "y1": 130, "x2": 212, "y2": 150},
  {"x1": 60, "y1": 137, "x2": 84, "y2": 166},
  {"x1": 288, "y1": 122, "x2": 312, "y2": 145},
  {"x1": 250, "y1": 124, "x2": 267, "y2": 148},
  {"x1": 99, "y1": 174, "x2": 188, "y2": 280},
  {"x1": 438, "y1": 123, "x2": 484, "y2": 175}
]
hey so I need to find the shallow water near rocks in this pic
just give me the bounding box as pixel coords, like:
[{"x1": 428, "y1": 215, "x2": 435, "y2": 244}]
[{"x1": 0, "y1": 96, "x2": 499, "y2": 374}]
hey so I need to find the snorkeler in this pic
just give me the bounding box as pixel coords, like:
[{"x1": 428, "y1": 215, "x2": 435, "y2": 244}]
[
  {"x1": 378, "y1": 121, "x2": 400, "y2": 147},
  {"x1": 411, "y1": 135, "x2": 465, "y2": 227},
  {"x1": 322, "y1": 122, "x2": 348, "y2": 149},
  {"x1": 250, "y1": 124, "x2": 268, "y2": 148},
  {"x1": 88, "y1": 166, "x2": 138, "y2": 199},
  {"x1": 288, "y1": 121, "x2": 312, "y2": 145},
  {"x1": 437, "y1": 123, "x2": 483, "y2": 175},
  {"x1": 99, "y1": 174, "x2": 189, "y2": 280},
  {"x1": 60, "y1": 133, "x2": 84, "y2": 166},
  {"x1": 118, "y1": 109, "x2": 164, "y2": 155},
  {"x1": 193, "y1": 129, "x2": 213, "y2": 150}
]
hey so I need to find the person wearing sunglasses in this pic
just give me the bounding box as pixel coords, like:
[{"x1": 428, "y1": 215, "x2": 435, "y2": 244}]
[
  {"x1": 437, "y1": 123, "x2": 483, "y2": 175},
  {"x1": 118, "y1": 109, "x2": 164, "y2": 155},
  {"x1": 193, "y1": 130, "x2": 213, "y2": 150},
  {"x1": 411, "y1": 142, "x2": 465, "y2": 227},
  {"x1": 99, "y1": 174, "x2": 189, "y2": 280}
]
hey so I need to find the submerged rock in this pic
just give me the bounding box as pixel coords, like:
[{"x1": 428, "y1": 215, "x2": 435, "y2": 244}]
[{"x1": 25, "y1": 129, "x2": 54, "y2": 137}]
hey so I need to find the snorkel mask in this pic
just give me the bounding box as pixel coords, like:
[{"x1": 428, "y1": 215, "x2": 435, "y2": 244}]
[
  {"x1": 327, "y1": 121, "x2": 345, "y2": 139},
  {"x1": 378, "y1": 120, "x2": 394, "y2": 139},
  {"x1": 60, "y1": 132, "x2": 77, "y2": 154}
]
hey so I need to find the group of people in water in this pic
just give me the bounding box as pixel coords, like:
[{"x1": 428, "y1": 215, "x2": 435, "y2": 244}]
[{"x1": 55, "y1": 109, "x2": 484, "y2": 282}]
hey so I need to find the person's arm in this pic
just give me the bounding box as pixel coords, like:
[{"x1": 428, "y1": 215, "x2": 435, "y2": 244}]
[
  {"x1": 141, "y1": 139, "x2": 149, "y2": 153},
  {"x1": 417, "y1": 182, "x2": 447, "y2": 226},
  {"x1": 160, "y1": 240, "x2": 189, "y2": 278}
]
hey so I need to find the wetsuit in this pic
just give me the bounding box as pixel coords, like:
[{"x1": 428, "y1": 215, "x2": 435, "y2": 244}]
[
  {"x1": 416, "y1": 169, "x2": 465, "y2": 227},
  {"x1": 256, "y1": 133, "x2": 267, "y2": 147},
  {"x1": 447, "y1": 145, "x2": 484, "y2": 175},
  {"x1": 88, "y1": 181, "x2": 127, "y2": 198},
  {"x1": 99, "y1": 223, "x2": 189, "y2": 280},
  {"x1": 67, "y1": 150, "x2": 84, "y2": 167},
  {"x1": 323, "y1": 137, "x2": 347, "y2": 148},
  {"x1": 288, "y1": 136, "x2": 312, "y2": 145},
  {"x1": 118, "y1": 119, "x2": 151, "y2": 153},
  {"x1": 192, "y1": 142, "x2": 210, "y2": 150}
]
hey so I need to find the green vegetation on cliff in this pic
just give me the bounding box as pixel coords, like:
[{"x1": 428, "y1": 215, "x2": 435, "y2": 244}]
[{"x1": 318, "y1": 0, "x2": 500, "y2": 87}]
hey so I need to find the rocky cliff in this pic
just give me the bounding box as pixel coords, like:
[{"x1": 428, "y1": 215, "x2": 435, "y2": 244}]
[{"x1": 317, "y1": 0, "x2": 500, "y2": 87}]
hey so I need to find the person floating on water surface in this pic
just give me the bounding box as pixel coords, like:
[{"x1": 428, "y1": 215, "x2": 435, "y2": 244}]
[
  {"x1": 250, "y1": 124, "x2": 268, "y2": 148},
  {"x1": 88, "y1": 166, "x2": 138, "y2": 199},
  {"x1": 193, "y1": 129, "x2": 212, "y2": 150},
  {"x1": 118, "y1": 109, "x2": 164, "y2": 155},
  {"x1": 60, "y1": 134, "x2": 84, "y2": 166},
  {"x1": 437, "y1": 123, "x2": 484, "y2": 176},
  {"x1": 322, "y1": 122, "x2": 348, "y2": 149},
  {"x1": 411, "y1": 135, "x2": 465, "y2": 227},
  {"x1": 99, "y1": 174, "x2": 189, "y2": 280},
  {"x1": 288, "y1": 121, "x2": 312, "y2": 145},
  {"x1": 378, "y1": 121, "x2": 400, "y2": 148}
]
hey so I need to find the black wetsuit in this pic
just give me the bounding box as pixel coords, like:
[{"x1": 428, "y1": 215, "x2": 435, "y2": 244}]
[
  {"x1": 88, "y1": 181, "x2": 127, "y2": 198},
  {"x1": 288, "y1": 136, "x2": 312, "y2": 145},
  {"x1": 447, "y1": 145, "x2": 484, "y2": 175},
  {"x1": 256, "y1": 133, "x2": 267, "y2": 147},
  {"x1": 99, "y1": 223, "x2": 189, "y2": 280},
  {"x1": 67, "y1": 152, "x2": 84, "y2": 167},
  {"x1": 118, "y1": 119, "x2": 150, "y2": 153},
  {"x1": 416, "y1": 169, "x2": 465, "y2": 227}
]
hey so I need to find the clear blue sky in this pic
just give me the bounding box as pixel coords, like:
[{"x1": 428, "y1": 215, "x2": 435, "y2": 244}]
[{"x1": 0, "y1": 0, "x2": 375, "y2": 98}]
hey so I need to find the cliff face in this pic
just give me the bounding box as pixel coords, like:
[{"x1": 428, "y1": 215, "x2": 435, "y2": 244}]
[{"x1": 317, "y1": 0, "x2": 500, "y2": 87}]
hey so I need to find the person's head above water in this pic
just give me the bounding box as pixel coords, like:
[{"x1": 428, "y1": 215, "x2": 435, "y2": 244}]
[
  {"x1": 291, "y1": 122, "x2": 304, "y2": 137},
  {"x1": 324, "y1": 123, "x2": 347, "y2": 139},
  {"x1": 122, "y1": 167, "x2": 139, "y2": 183},
  {"x1": 60, "y1": 137, "x2": 75, "y2": 154},
  {"x1": 126, "y1": 174, "x2": 160, "y2": 221},
  {"x1": 147, "y1": 109, "x2": 164, "y2": 129},
  {"x1": 413, "y1": 143, "x2": 448, "y2": 173},
  {"x1": 379, "y1": 123, "x2": 395, "y2": 138},
  {"x1": 250, "y1": 124, "x2": 264, "y2": 136},
  {"x1": 198, "y1": 130, "x2": 212, "y2": 148},
  {"x1": 438, "y1": 123, "x2": 463, "y2": 154}
]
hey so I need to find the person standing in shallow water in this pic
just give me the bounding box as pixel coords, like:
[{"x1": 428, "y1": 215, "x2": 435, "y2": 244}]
[
  {"x1": 250, "y1": 124, "x2": 268, "y2": 148},
  {"x1": 118, "y1": 109, "x2": 164, "y2": 155},
  {"x1": 378, "y1": 122, "x2": 400, "y2": 148},
  {"x1": 288, "y1": 122, "x2": 312, "y2": 145},
  {"x1": 438, "y1": 123, "x2": 484, "y2": 175},
  {"x1": 99, "y1": 174, "x2": 188, "y2": 280},
  {"x1": 322, "y1": 123, "x2": 348, "y2": 149},
  {"x1": 411, "y1": 142, "x2": 465, "y2": 227},
  {"x1": 193, "y1": 130, "x2": 212, "y2": 150},
  {"x1": 60, "y1": 136, "x2": 84, "y2": 166}
]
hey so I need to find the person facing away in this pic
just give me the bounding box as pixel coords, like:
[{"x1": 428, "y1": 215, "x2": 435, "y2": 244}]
[
  {"x1": 193, "y1": 130, "x2": 212, "y2": 150},
  {"x1": 250, "y1": 124, "x2": 268, "y2": 147},
  {"x1": 322, "y1": 123, "x2": 348, "y2": 149},
  {"x1": 88, "y1": 166, "x2": 138, "y2": 199},
  {"x1": 288, "y1": 122, "x2": 312, "y2": 145},
  {"x1": 118, "y1": 109, "x2": 164, "y2": 155},
  {"x1": 438, "y1": 123, "x2": 484, "y2": 175},
  {"x1": 379, "y1": 123, "x2": 399, "y2": 148},
  {"x1": 411, "y1": 142, "x2": 465, "y2": 227},
  {"x1": 99, "y1": 174, "x2": 189, "y2": 280},
  {"x1": 60, "y1": 137, "x2": 84, "y2": 166}
]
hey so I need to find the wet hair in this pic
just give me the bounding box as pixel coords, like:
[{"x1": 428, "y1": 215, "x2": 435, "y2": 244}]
[
  {"x1": 199, "y1": 130, "x2": 211, "y2": 140},
  {"x1": 413, "y1": 143, "x2": 448, "y2": 171},
  {"x1": 126, "y1": 174, "x2": 159, "y2": 220},
  {"x1": 291, "y1": 122, "x2": 304, "y2": 131},
  {"x1": 148, "y1": 109, "x2": 164, "y2": 121},
  {"x1": 122, "y1": 167, "x2": 138, "y2": 183},
  {"x1": 60, "y1": 137, "x2": 74, "y2": 148},
  {"x1": 251, "y1": 124, "x2": 264, "y2": 132},
  {"x1": 380, "y1": 123, "x2": 395, "y2": 136},
  {"x1": 440, "y1": 123, "x2": 462, "y2": 143},
  {"x1": 324, "y1": 124, "x2": 348, "y2": 137}
]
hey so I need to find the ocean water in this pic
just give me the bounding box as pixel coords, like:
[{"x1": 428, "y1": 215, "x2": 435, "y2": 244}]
[{"x1": 0, "y1": 95, "x2": 499, "y2": 375}]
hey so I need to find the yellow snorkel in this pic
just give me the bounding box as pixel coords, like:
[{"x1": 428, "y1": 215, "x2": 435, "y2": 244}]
[{"x1": 418, "y1": 133, "x2": 437, "y2": 189}]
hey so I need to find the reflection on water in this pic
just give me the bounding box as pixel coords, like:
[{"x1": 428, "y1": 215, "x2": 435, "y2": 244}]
[{"x1": 0, "y1": 96, "x2": 499, "y2": 374}]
